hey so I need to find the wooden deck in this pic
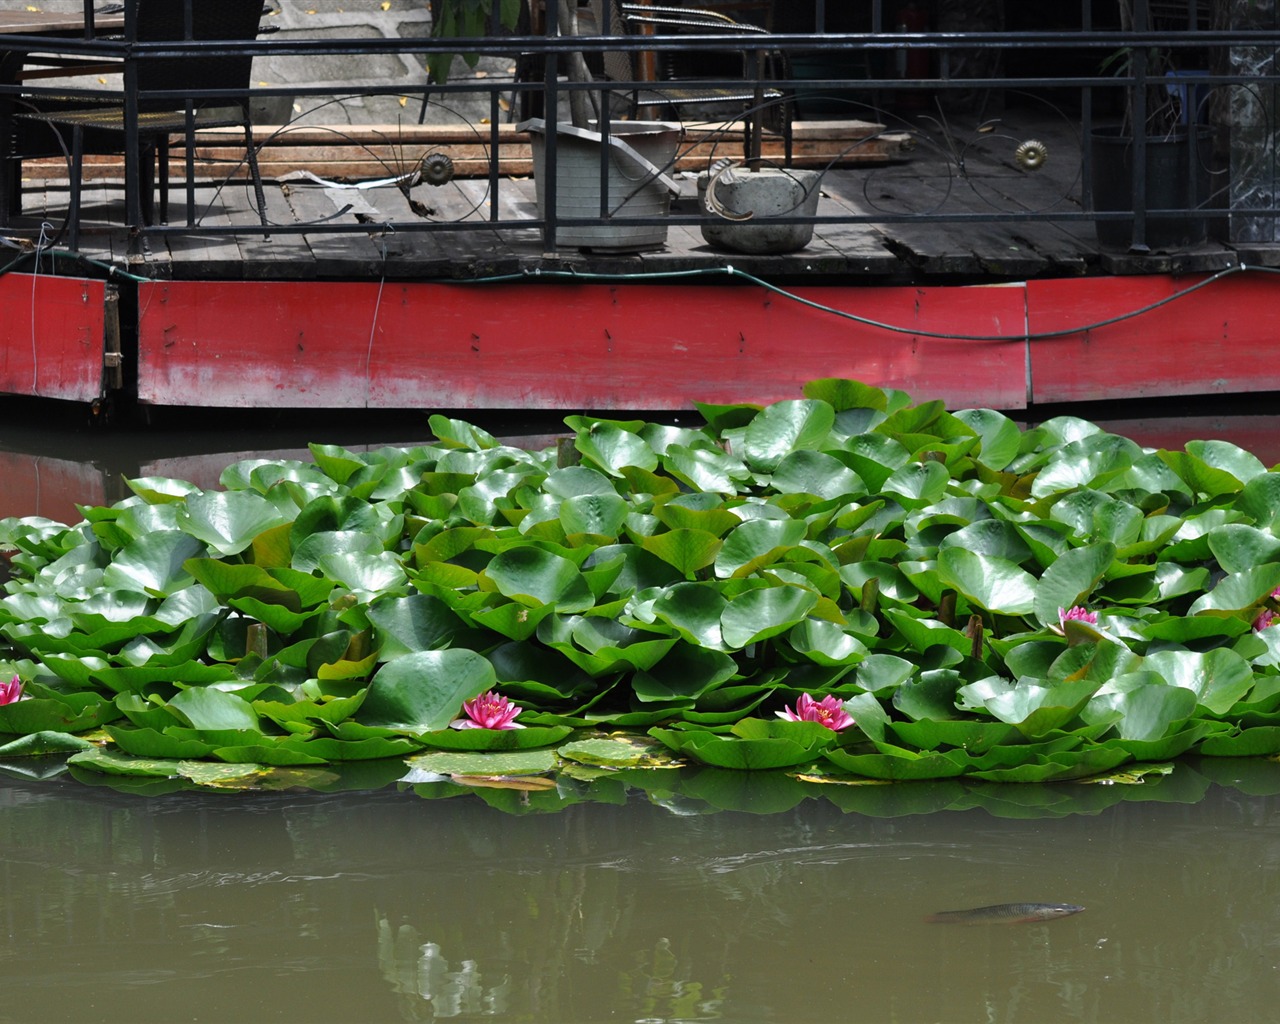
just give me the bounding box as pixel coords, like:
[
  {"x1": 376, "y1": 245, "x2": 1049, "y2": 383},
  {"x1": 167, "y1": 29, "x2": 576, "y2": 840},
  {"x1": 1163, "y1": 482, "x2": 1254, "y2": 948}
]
[{"x1": 9, "y1": 111, "x2": 1269, "y2": 284}]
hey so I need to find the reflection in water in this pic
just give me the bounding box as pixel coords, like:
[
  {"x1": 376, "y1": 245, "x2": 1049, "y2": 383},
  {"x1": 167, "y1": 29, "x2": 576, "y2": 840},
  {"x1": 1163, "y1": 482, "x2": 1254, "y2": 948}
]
[{"x1": 2, "y1": 771, "x2": 1280, "y2": 1023}]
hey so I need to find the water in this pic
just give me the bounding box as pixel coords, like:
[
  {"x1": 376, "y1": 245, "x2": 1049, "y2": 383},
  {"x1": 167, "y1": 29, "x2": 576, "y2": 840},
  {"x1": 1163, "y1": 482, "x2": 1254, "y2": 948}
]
[
  {"x1": 3, "y1": 403, "x2": 1280, "y2": 1023},
  {"x1": 2, "y1": 766, "x2": 1280, "y2": 1023}
]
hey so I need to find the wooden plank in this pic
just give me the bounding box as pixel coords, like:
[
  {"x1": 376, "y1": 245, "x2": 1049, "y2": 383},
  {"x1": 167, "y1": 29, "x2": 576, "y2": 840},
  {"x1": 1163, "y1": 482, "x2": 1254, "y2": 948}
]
[
  {"x1": 134, "y1": 278, "x2": 1029, "y2": 410},
  {"x1": 0, "y1": 273, "x2": 106, "y2": 403},
  {"x1": 281, "y1": 183, "x2": 392, "y2": 277},
  {"x1": 24, "y1": 120, "x2": 908, "y2": 184},
  {"x1": 1027, "y1": 273, "x2": 1280, "y2": 404},
  {"x1": 159, "y1": 184, "x2": 247, "y2": 279}
]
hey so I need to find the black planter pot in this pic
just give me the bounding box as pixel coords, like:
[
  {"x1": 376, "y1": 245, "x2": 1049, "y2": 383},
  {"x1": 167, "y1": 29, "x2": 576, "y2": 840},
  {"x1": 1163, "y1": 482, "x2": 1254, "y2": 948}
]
[{"x1": 1090, "y1": 126, "x2": 1212, "y2": 251}]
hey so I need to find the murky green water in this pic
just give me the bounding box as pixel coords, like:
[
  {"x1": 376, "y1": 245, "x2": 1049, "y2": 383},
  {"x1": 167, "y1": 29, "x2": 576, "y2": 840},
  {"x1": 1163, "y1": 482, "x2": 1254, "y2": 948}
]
[
  {"x1": 2, "y1": 764, "x2": 1280, "y2": 1024},
  {"x1": 3, "y1": 407, "x2": 1280, "y2": 1023}
]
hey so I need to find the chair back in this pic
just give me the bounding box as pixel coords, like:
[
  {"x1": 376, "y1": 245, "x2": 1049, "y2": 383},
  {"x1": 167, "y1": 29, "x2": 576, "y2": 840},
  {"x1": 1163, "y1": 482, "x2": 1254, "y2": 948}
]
[{"x1": 134, "y1": 0, "x2": 262, "y2": 110}]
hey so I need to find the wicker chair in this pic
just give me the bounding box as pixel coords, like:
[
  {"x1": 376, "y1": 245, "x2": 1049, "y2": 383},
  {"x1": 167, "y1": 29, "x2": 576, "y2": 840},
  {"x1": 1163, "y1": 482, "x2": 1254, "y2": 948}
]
[
  {"x1": 16, "y1": 0, "x2": 267, "y2": 247},
  {"x1": 620, "y1": 1, "x2": 792, "y2": 165},
  {"x1": 511, "y1": 0, "x2": 792, "y2": 165}
]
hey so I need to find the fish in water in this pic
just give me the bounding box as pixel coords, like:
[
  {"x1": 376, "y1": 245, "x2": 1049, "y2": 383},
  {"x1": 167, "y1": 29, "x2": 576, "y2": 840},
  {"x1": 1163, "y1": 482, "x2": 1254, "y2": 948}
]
[{"x1": 924, "y1": 902, "x2": 1084, "y2": 925}]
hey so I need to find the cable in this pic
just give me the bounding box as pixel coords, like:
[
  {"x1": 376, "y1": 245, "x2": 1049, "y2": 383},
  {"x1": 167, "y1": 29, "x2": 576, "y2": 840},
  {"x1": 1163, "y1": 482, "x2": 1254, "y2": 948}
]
[{"x1": 455, "y1": 261, "x2": 1280, "y2": 343}]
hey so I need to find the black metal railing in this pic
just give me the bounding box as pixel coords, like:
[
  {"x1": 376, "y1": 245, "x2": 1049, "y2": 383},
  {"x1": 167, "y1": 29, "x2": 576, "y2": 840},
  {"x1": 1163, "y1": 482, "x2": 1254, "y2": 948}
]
[{"x1": 1, "y1": 0, "x2": 1277, "y2": 257}]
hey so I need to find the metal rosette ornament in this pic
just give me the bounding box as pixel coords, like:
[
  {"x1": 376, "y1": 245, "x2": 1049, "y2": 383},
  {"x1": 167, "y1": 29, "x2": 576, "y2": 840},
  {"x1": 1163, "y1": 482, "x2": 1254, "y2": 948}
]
[
  {"x1": 421, "y1": 152, "x2": 455, "y2": 186},
  {"x1": 1014, "y1": 139, "x2": 1048, "y2": 171}
]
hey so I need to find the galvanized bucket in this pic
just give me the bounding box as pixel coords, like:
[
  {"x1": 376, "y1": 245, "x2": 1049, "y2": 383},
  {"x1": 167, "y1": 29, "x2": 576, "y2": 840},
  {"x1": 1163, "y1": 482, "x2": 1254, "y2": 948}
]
[{"x1": 521, "y1": 119, "x2": 681, "y2": 250}]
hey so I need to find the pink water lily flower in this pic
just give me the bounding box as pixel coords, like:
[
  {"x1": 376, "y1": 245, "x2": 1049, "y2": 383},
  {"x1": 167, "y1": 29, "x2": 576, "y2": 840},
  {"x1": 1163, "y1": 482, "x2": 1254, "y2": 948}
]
[
  {"x1": 1058, "y1": 606, "x2": 1099, "y2": 628},
  {"x1": 776, "y1": 693, "x2": 854, "y2": 732},
  {"x1": 450, "y1": 690, "x2": 526, "y2": 730},
  {"x1": 1255, "y1": 609, "x2": 1277, "y2": 632},
  {"x1": 0, "y1": 675, "x2": 22, "y2": 705}
]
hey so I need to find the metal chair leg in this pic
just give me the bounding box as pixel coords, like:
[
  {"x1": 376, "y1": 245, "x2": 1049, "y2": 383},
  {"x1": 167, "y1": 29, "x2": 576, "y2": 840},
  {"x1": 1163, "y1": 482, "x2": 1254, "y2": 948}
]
[
  {"x1": 242, "y1": 120, "x2": 269, "y2": 237},
  {"x1": 68, "y1": 124, "x2": 83, "y2": 250}
]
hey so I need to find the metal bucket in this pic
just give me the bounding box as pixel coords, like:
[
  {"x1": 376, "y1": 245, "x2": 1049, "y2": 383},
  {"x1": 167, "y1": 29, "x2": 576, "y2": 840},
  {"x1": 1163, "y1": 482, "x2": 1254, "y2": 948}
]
[{"x1": 521, "y1": 119, "x2": 681, "y2": 250}]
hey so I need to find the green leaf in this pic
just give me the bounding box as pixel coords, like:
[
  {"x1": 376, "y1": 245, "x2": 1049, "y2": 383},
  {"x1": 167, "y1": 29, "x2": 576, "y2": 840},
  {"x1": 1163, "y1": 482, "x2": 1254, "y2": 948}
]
[
  {"x1": 575, "y1": 423, "x2": 659, "y2": 477},
  {"x1": 953, "y1": 408, "x2": 1021, "y2": 471},
  {"x1": 1033, "y1": 542, "x2": 1116, "y2": 628},
  {"x1": 937, "y1": 548, "x2": 1037, "y2": 615},
  {"x1": 720, "y1": 586, "x2": 820, "y2": 648},
  {"x1": 167, "y1": 688, "x2": 260, "y2": 731},
  {"x1": 649, "y1": 721, "x2": 833, "y2": 770},
  {"x1": 715, "y1": 518, "x2": 806, "y2": 578},
  {"x1": 177, "y1": 490, "x2": 293, "y2": 556},
  {"x1": 1189, "y1": 564, "x2": 1280, "y2": 617},
  {"x1": 483, "y1": 547, "x2": 594, "y2": 613},
  {"x1": 742, "y1": 399, "x2": 835, "y2": 473},
  {"x1": 360, "y1": 649, "x2": 497, "y2": 732},
  {"x1": 640, "y1": 529, "x2": 722, "y2": 577}
]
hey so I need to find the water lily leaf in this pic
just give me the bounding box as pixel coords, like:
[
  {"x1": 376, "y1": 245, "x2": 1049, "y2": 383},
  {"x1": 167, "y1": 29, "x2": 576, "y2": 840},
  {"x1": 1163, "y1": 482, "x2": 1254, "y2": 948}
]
[
  {"x1": 883, "y1": 611, "x2": 971, "y2": 657},
  {"x1": 937, "y1": 520, "x2": 1032, "y2": 564},
  {"x1": 360, "y1": 649, "x2": 497, "y2": 732},
  {"x1": 368, "y1": 593, "x2": 473, "y2": 659},
  {"x1": 1198, "y1": 726, "x2": 1280, "y2": 756},
  {"x1": 982, "y1": 678, "x2": 1101, "y2": 737},
  {"x1": 1088, "y1": 684, "x2": 1198, "y2": 741},
  {"x1": 414, "y1": 725, "x2": 572, "y2": 751},
  {"x1": 742, "y1": 399, "x2": 835, "y2": 474},
  {"x1": 67, "y1": 746, "x2": 185, "y2": 778},
  {"x1": 1189, "y1": 563, "x2": 1280, "y2": 616},
  {"x1": 559, "y1": 492, "x2": 628, "y2": 544},
  {"x1": 1206, "y1": 524, "x2": 1280, "y2": 575},
  {"x1": 1143, "y1": 648, "x2": 1256, "y2": 715},
  {"x1": 1187, "y1": 439, "x2": 1267, "y2": 485},
  {"x1": 1030, "y1": 433, "x2": 1144, "y2": 497},
  {"x1": 789, "y1": 618, "x2": 868, "y2": 666},
  {"x1": 649, "y1": 723, "x2": 832, "y2": 770},
  {"x1": 715, "y1": 518, "x2": 807, "y2": 578},
  {"x1": 405, "y1": 748, "x2": 558, "y2": 777},
  {"x1": 1238, "y1": 472, "x2": 1280, "y2": 528},
  {"x1": 770, "y1": 450, "x2": 865, "y2": 501},
  {"x1": 649, "y1": 582, "x2": 728, "y2": 649},
  {"x1": 882, "y1": 462, "x2": 950, "y2": 506},
  {"x1": 856, "y1": 654, "x2": 918, "y2": 697},
  {"x1": 662, "y1": 444, "x2": 749, "y2": 494},
  {"x1": 483, "y1": 547, "x2": 594, "y2": 613},
  {"x1": 953, "y1": 408, "x2": 1021, "y2": 471},
  {"x1": 0, "y1": 696, "x2": 119, "y2": 733},
  {"x1": 0, "y1": 730, "x2": 94, "y2": 757},
  {"x1": 315, "y1": 551, "x2": 407, "y2": 599},
  {"x1": 470, "y1": 599, "x2": 554, "y2": 642},
  {"x1": 124, "y1": 476, "x2": 202, "y2": 504},
  {"x1": 575, "y1": 423, "x2": 659, "y2": 477},
  {"x1": 822, "y1": 745, "x2": 968, "y2": 780},
  {"x1": 633, "y1": 644, "x2": 737, "y2": 702},
  {"x1": 889, "y1": 718, "x2": 1019, "y2": 753},
  {"x1": 100, "y1": 531, "x2": 206, "y2": 597},
  {"x1": 1158, "y1": 449, "x2": 1245, "y2": 498},
  {"x1": 720, "y1": 585, "x2": 819, "y2": 649},
  {"x1": 937, "y1": 548, "x2": 1036, "y2": 615},
  {"x1": 428, "y1": 414, "x2": 498, "y2": 450},
  {"x1": 802, "y1": 378, "x2": 887, "y2": 413},
  {"x1": 292, "y1": 530, "x2": 383, "y2": 574},
  {"x1": 168, "y1": 688, "x2": 260, "y2": 731},
  {"x1": 175, "y1": 490, "x2": 292, "y2": 557},
  {"x1": 105, "y1": 725, "x2": 217, "y2": 759},
  {"x1": 1032, "y1": 542, "x2": 1116, "y2": 628},
  {"x1": 965, "y1": 746, "x2": 1133, "y2": 783},
  {"x1": 640, "y1": 529, "x2": 722, "y2": 577}
]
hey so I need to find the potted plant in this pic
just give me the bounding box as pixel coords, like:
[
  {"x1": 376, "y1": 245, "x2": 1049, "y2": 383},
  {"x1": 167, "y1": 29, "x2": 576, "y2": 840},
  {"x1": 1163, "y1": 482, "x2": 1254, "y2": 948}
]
[
  {"x1": 1090, "y1": 0, "x2": 1212, "y2": 251},
  {"x1": 430, "y1": 0, "x2": 680, "y2": 250}
]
